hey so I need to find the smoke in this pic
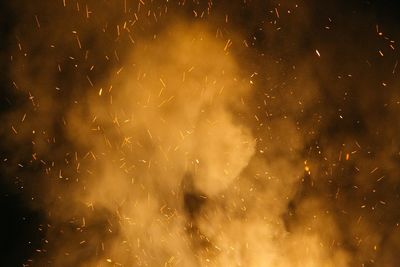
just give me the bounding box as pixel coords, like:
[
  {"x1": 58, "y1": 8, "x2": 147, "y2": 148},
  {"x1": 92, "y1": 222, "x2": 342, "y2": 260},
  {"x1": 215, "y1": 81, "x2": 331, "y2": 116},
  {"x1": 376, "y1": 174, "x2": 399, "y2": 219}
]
[{"x1": 1, "y1": 0, "x2": 400, "y2": 266}]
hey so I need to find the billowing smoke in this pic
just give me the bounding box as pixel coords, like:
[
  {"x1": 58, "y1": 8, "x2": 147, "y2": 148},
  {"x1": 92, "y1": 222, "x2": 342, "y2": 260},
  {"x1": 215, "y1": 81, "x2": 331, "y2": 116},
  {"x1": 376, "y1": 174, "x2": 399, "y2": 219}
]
[{"x1": 1, "y1": 0, "x2": 400, "y2": 266}]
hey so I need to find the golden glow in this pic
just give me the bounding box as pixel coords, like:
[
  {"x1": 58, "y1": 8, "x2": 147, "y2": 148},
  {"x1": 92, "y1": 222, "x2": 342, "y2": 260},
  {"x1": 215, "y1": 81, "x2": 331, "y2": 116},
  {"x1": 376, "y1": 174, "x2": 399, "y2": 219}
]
[{"x1": 3, "y1": 1, "x2": 396, "y2": 266}]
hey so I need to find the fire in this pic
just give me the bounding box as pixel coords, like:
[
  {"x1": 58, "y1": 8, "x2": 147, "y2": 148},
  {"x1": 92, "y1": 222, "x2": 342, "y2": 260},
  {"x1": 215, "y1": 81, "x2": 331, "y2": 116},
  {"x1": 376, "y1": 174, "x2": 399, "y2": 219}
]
[{"x1": 1, "y1": 1, "x2": 399, "y2": 266}]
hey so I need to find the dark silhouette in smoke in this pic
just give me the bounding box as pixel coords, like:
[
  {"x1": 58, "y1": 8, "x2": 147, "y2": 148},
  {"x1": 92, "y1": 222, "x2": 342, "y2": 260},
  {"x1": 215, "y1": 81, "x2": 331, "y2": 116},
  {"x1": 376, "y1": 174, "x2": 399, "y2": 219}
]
[{"x1": 182, "y1": 173, "x2": 207, "y2": 219}]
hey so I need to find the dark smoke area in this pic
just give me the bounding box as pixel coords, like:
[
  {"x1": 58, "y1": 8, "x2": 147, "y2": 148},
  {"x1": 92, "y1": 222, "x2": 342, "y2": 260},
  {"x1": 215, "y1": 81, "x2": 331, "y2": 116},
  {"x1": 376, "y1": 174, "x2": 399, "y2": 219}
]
[{"x1": 1, "y1": 0, "x2": 400, "y2": 266}]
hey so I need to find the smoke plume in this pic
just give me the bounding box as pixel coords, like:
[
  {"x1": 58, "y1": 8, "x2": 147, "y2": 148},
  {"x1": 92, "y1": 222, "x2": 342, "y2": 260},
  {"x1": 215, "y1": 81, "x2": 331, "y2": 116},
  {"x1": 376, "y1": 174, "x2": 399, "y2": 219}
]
[{"x1": 1, "y1": 0, "x2": 400, "y2": 266}]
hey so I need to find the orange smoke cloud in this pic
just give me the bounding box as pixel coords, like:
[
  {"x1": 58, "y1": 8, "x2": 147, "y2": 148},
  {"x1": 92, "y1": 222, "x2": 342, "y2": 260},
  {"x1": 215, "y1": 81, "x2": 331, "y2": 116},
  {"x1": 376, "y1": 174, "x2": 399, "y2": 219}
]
[{"x1": 1, "y1": 1, "x2": 400, "y2": 266}]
